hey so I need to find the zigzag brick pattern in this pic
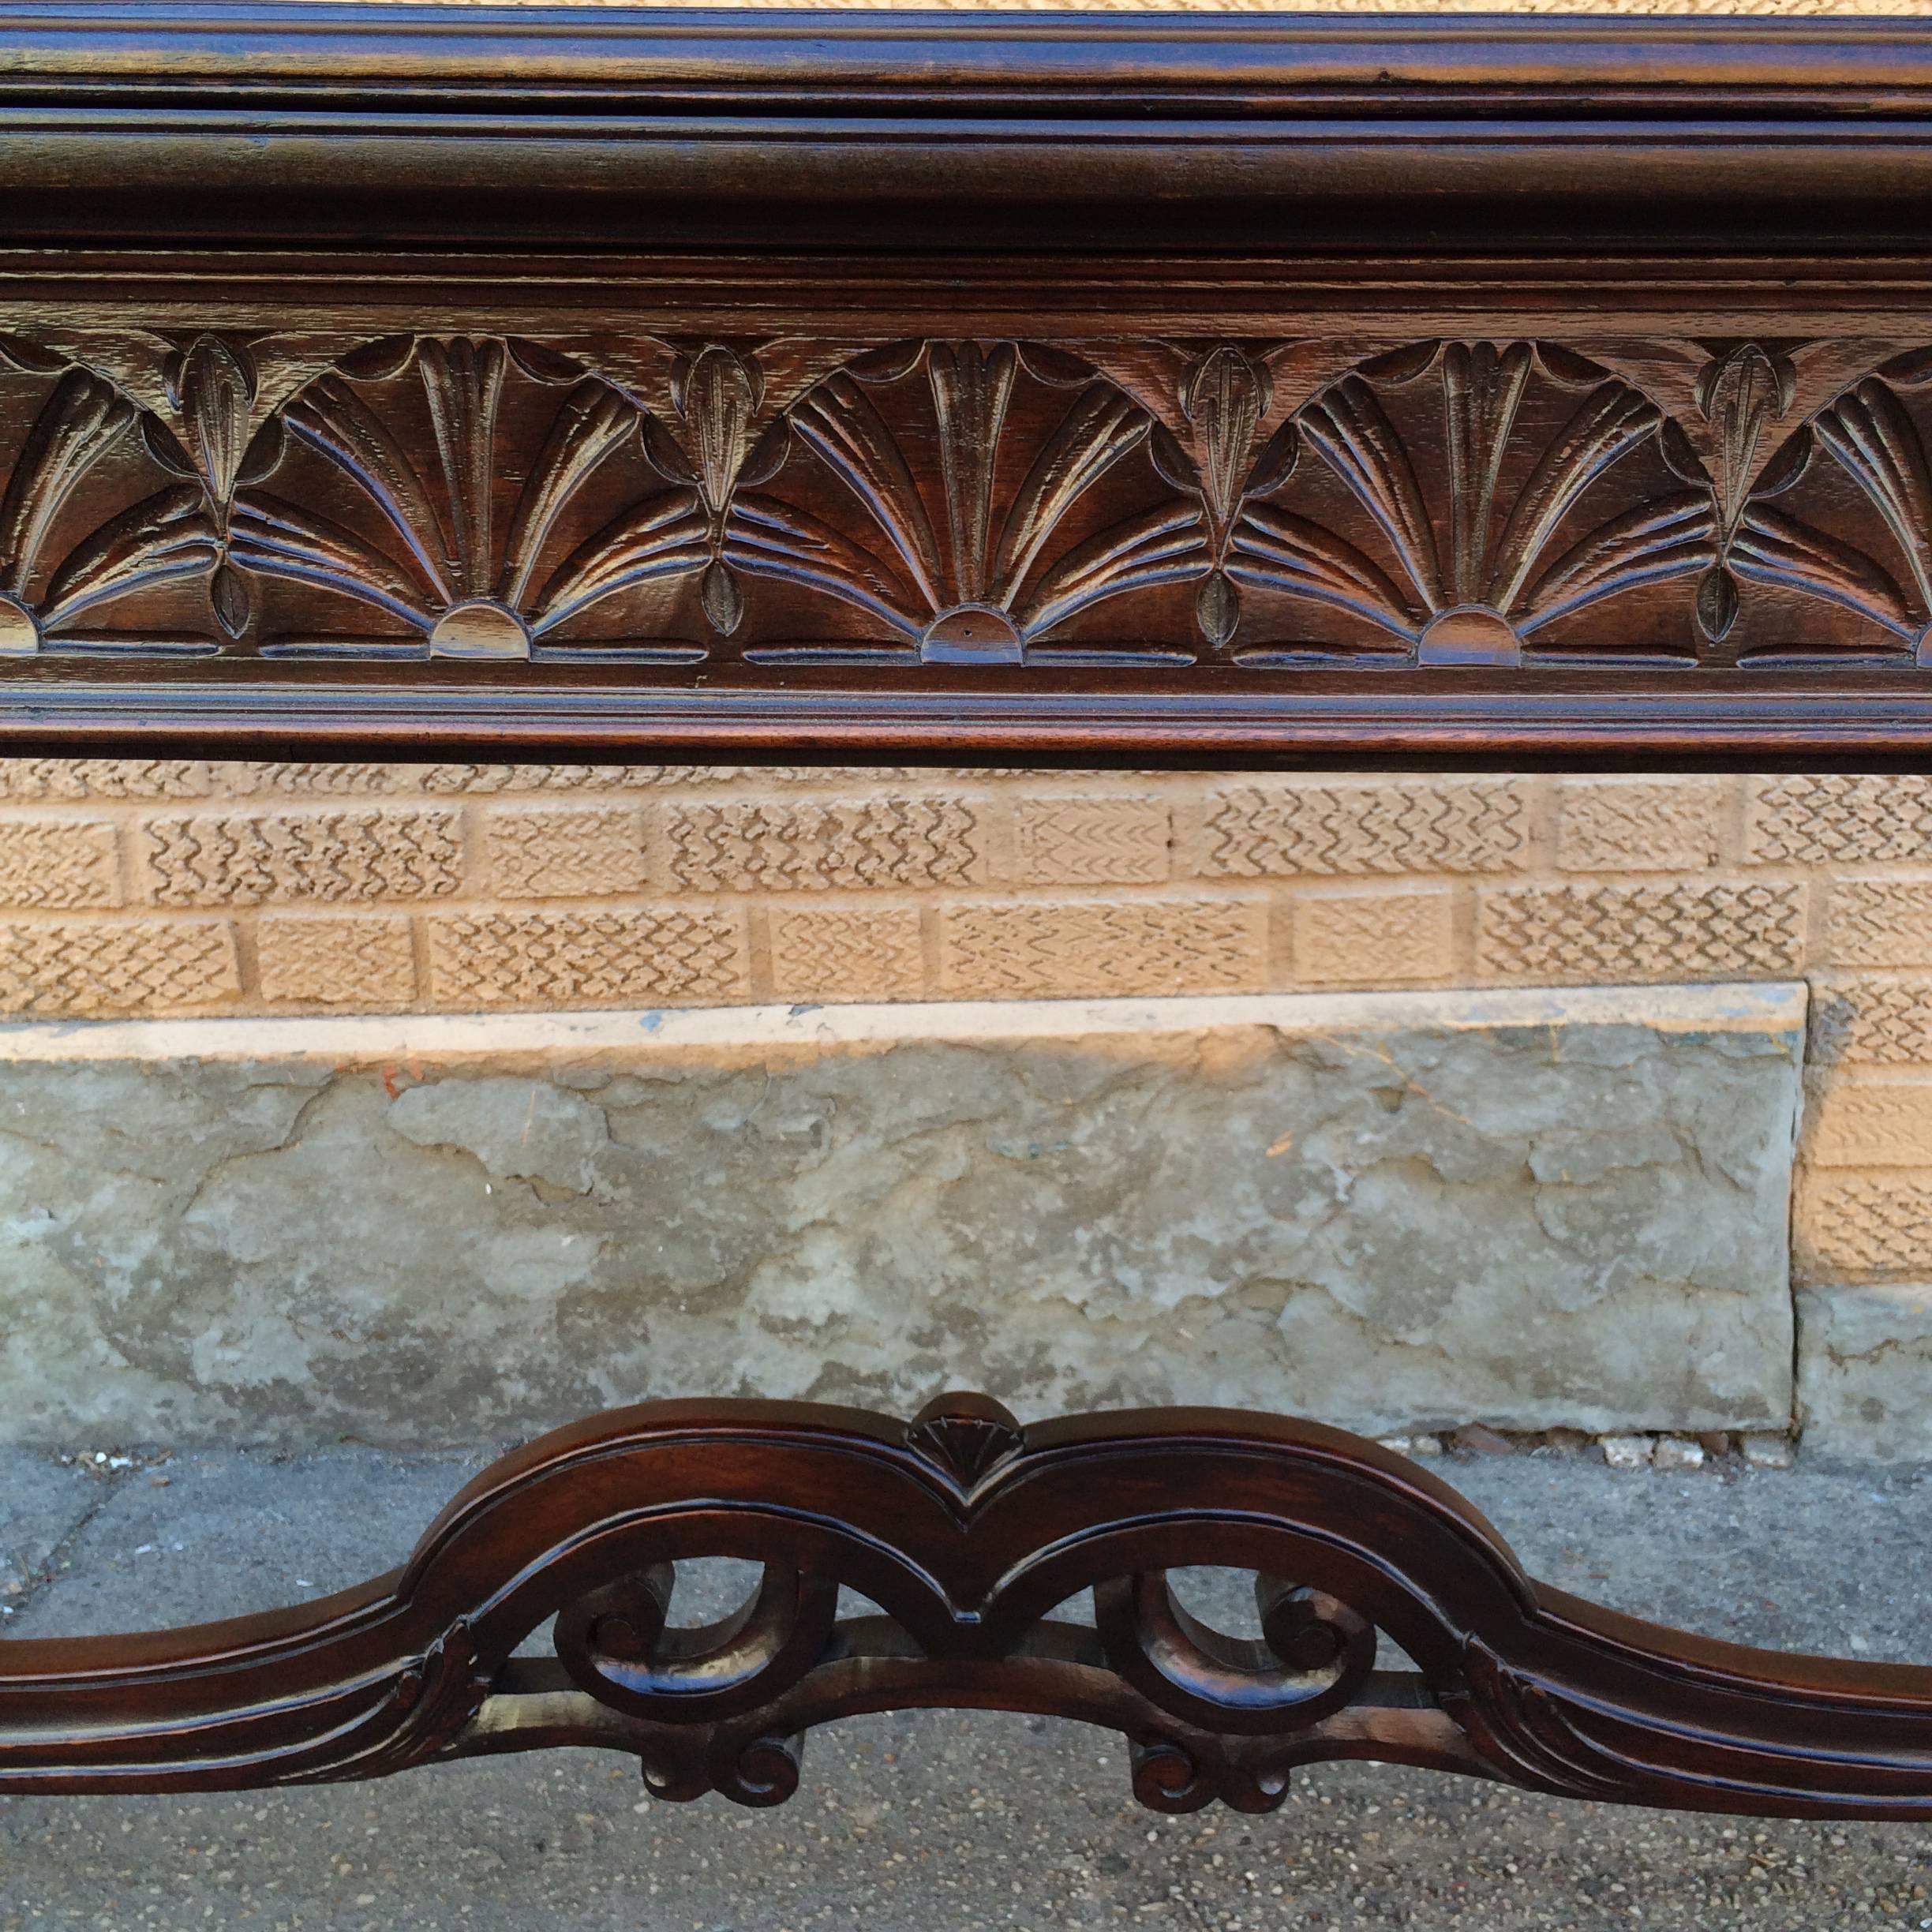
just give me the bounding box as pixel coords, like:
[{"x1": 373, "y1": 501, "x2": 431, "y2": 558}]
[
  {"x1": 1556, "y1": 778, "x2": 1729, "y2": 873},
  {"x1": 665, "y1": 796, "x2": 986, "y2": 893},
  {"x1": 233, "y1": 765, "x2": 402, "y2": 797},
  {"x1": 1294, "y1": 888, "x2": 1454, "y2": 987},
  {"x1": 0, "y1": 759, "x2": 212, "y2": 800},
  {"x1": 1203, "y1": 780, "x2": 1529, "y2": 878},
  {"x1": 1476, "y1": 882, "x2": 1805, "y2": 981},
  {"x1": 768, "y1": 905, "x2": 925, "y2": 999},
  {"x1": 141, "y1": 810, "x2": 463, "y2": 906},
  {"x1": 2, "y1": 760, "x2": 1931, "y2": 1289},
  {"x1": 425, "y1": 908, "x2": 748, "y2": 1005},
  {"x1": 257, "y1": 914, "x2": 417, "y2": 1005},
  {"x1": 1807, "y1": 1080, "x2": 1932, "y2": 1167},
  {"x1": 0, "y1": 819, "x2": 122, "y2": 908},
  {"x1": 1014, "y1": 796, "x2": 1170, "y2": 885},
  {"x1": 1747, "y1": 776, "x2": 1932, "y2": 866},
  {"x1": 419, "y1": 766, "x2": 934, "y2": 794},
  {"x1": 1825, "y1": 880, "x2": 1932, "y2": 968},
  {"x1": 939, "y1": 899, "x2": 1262, "y2": 998},
  {"x1": 0, "y1": 918, "x2": 238, "y2": 1015},
  {"x1": 1811, "y1": 978, "x2": 1932, "y2": 1064},
  {"x1": 485, "y1": 806, "x2": 648, "y2": 899},
  {"x1": 1798, "y1": 1174, "x2": 1932, "y2": 1281}
]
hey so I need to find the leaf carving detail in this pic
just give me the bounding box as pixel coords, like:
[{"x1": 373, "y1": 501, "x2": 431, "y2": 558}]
[
  {"x1": 1, "y1": 331, "x2": 1930, "y2": 668},
  {"x1": 0, "y1": 371, "x2": 137, "y2": 600}
]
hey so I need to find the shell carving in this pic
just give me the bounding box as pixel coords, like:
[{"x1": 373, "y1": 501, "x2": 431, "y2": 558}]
[
  {"x1": 1225, "y1": 341, "x2": 1717, "y2": 665},
  {"x1": 0, "y1": 329, "x2": 1925, "y2": 668},
  {"x1": 231, "y1": 335, "x2": 708, "y2": 659},
  {"x1": 727, "y1": 340, "x2": 1208, "y2": 665}
]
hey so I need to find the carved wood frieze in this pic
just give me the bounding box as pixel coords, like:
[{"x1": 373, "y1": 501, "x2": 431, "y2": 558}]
[{"x1": 4, "y1": 328, "x2": 1932, "y2": 678}]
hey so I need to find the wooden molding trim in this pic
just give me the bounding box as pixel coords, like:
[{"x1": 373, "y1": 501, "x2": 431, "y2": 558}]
[{"x1": 0, "y1": 10, "x2": 1930, "y2": 762}]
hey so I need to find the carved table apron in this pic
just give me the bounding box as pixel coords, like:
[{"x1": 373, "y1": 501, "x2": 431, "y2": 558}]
[{"x1": 6, "y1": 4, "x2": 1932, "y2": 1817}]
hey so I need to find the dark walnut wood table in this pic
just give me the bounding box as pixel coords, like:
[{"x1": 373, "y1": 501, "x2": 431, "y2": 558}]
[{"x1": 3, "y1": 1, "x2": 1932, "y2": 1818}]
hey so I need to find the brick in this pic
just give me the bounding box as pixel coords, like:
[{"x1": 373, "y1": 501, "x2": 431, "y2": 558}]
[
  {"x1": 1294, "y1": 888, "x2": 1454, "y2": 987},
  {"x1": 485, "y1": 805, "x2": 647, "y2": 898},
  {"x1": 768, "y1": 905, "x2": 924, "y2": 1000},
  {"x1": 0, "y1": 919, "x2": 238, "y2": 1015},
  {"x1": 141, "y1": 808, "x2": 463, "y2": 906},
  {"x1": 1810, "y1": 977, "x2": 1932, "y2": 1063},
  {"x1": 0, "y1": 758, "x2": 210, "y2": 800},
  {"x1": 232, "y1": 764, "x2": 399, "y2": 796},
  {"x1": 417, "y1": 764, "x2": 656, "y2": 794},
  {"x1": 939, "y1": 900, "x2": 1262, "y2": 998},
  {"x1": 257, "y1": 915, "x2": 416, "y2": 1005},
  {"x1": 1475, "y1": 881, "x2": 1804, "y2": 982},
  {"x1": 1014, "y1": 796, "x2": 1170, "y2": 885},
  {"x1": 665, "y1": 796, "x2": 985, "y2": 893},
  {"x1": 425, "y1": 909, "x2": 747, "y2": 1005},
  {"x1": 1825, "y1": 879, "x2": 1932, "y2": 967},
  {"x1": 1807, "y1": 1079, "x2": 1932, "y2": 1167},
  {"x1": 0, "y1": 818, "x2": 120, "y2": 908},
  {"x1": 1202, "y1": 779, "x2": 1527, "y2": 878},
  {"x1": 414, "y1": 765, "x2": 927, "y2": 794},
  {"x1": 1747, "y1": 775, "x2": 1932, "y2": 865},
  {"x1": 1556, "y1": 778, "x2": 1728, "y2": 872},
  {"x1": 1796, "y1": 1172, "x2": 1932, "y2": 1279}
]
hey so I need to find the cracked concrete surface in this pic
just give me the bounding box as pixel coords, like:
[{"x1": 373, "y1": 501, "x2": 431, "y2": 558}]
[
  {"x1": 0, "y1": 987, "x2": 1805, "y2": 1443},
  {"x1": 5, "y1": 1442, "x2": 1932, "y2": 1930},
  {"x1": 1798, "y1": 1284, "x2": 1932, "y2": 1459}
]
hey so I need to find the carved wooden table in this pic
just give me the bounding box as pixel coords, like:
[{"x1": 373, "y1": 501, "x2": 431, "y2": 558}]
[{"x1": 6, "y1": 3, "x2": 1932, "y2": 1818}]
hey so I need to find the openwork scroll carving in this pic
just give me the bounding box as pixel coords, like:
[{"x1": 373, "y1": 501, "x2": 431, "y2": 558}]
[{"x1": 7, "y1": 1391, "x2": 1932, "y2": 1818}]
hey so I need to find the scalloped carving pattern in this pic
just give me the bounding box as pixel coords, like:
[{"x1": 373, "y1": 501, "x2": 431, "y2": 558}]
[{"x1": 0, "y1": 332, "x2": 1929, "y2": 670}]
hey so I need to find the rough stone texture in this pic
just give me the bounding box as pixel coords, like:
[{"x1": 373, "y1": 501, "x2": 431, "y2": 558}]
[
  {"x1": 1799, "y1": 1283, "x2": 1932, "y2": 1459},
  {"x1": 0, "y1": 1450, "x2": 95, "y2": 1599},
  {"x1": 0, "y1": 984, "x2": 1803, "y2": 1445},
  {"x1": 0, "y1": 759, "x2": 1926, "y2": 1309}
]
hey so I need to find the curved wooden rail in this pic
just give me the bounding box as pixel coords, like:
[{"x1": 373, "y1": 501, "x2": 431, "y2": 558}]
[{"x1": 2, "y1": 1393, "x2": 1930, "y2": 1818}]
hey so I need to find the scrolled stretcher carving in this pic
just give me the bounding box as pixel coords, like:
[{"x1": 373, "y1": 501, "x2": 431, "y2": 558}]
[{"x1": 3, "y1": 1391, "x2": 1932, "y2": 1819}]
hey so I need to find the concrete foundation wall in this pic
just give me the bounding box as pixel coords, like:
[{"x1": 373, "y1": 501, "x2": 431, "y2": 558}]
[{"x1": 0, "y1": 985, "x2": 1803, "y2": 1446}]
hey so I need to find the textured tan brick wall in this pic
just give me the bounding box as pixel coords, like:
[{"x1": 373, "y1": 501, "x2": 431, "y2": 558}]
[{"x1": 0, "y1": 759, "x2": 1927, "y2": 1290}]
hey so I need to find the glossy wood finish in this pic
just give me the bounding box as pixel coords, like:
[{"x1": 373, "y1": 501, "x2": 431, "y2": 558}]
[
  {"x1": 1, "y1": 10, "x2": 1932, "y2": 762},
  {"x1": 5, "y1": 6, "x2": 1932, "y2": 1816},
  {"x1": 6, "y1": 1392, "x2": 1932, "y2": 1818}
]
